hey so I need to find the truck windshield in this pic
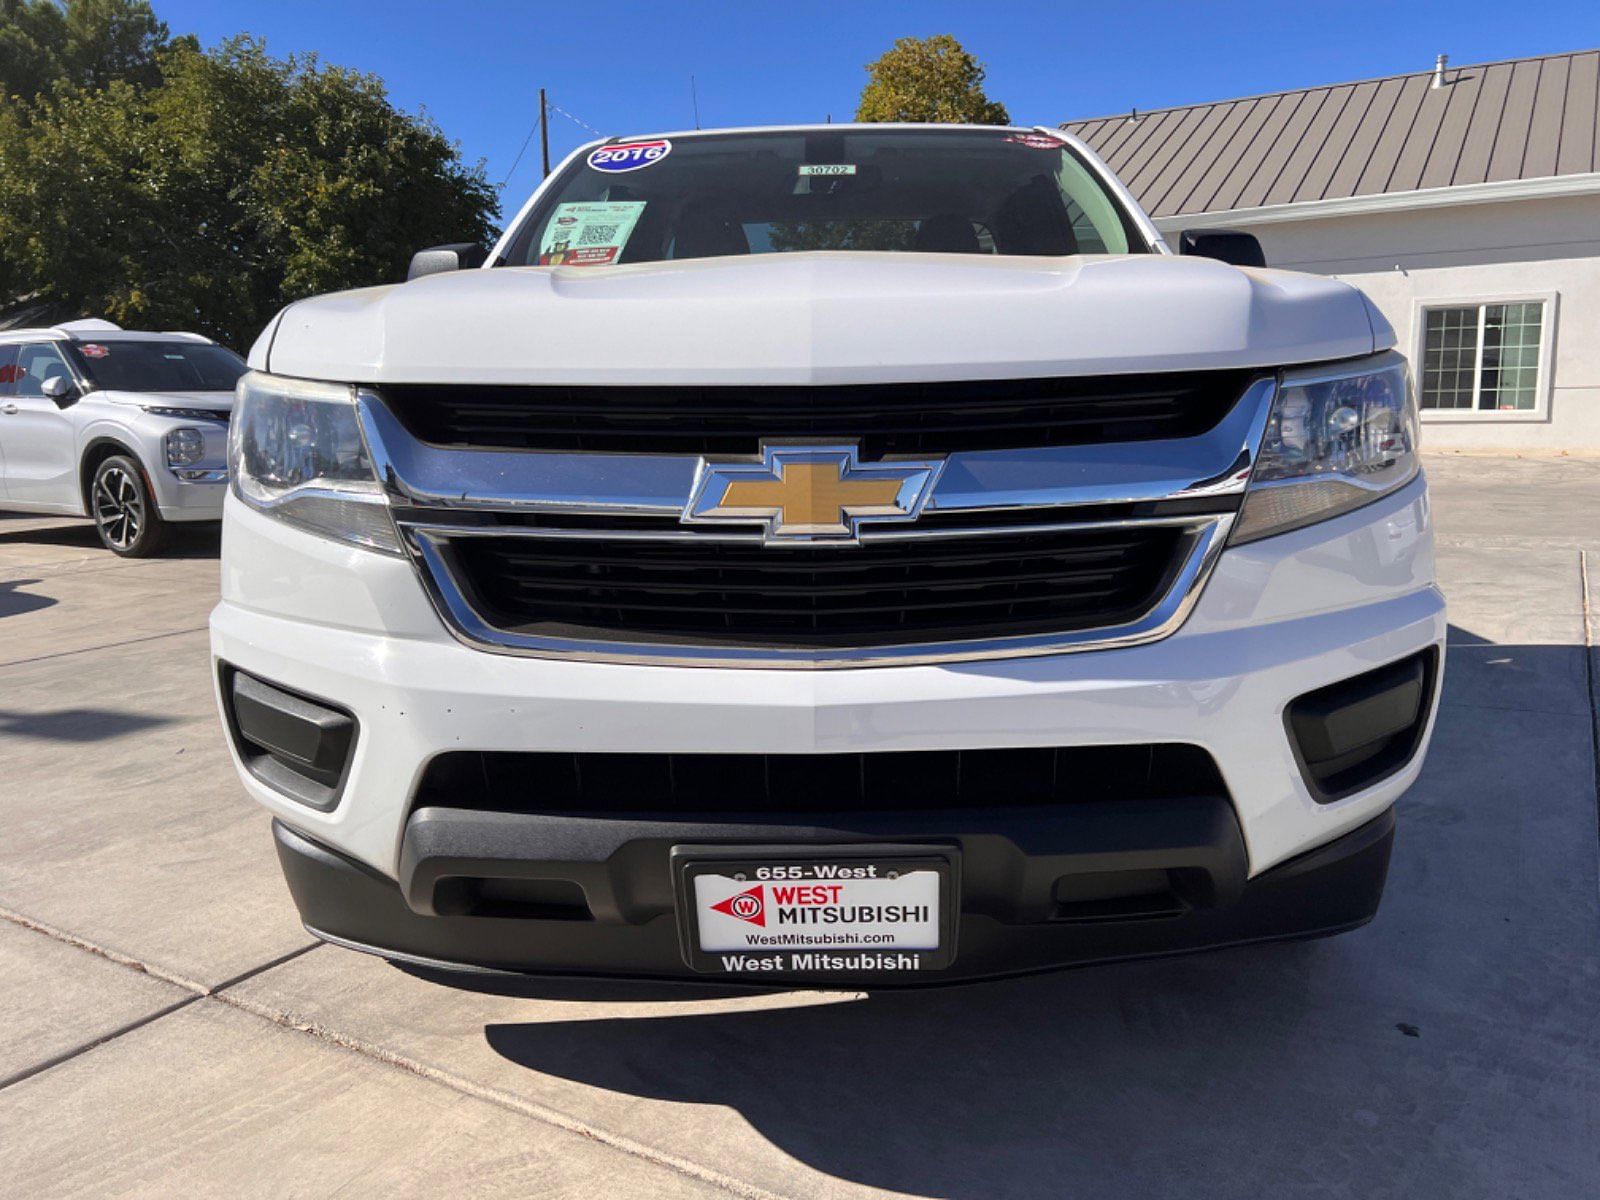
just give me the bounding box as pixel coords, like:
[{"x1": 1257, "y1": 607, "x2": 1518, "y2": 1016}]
[
  {"x1": 71, "y1": 341, "x2": 247, "y2": 393},
  {"x1": 498, "y1": 127, "x2": 1149, "y2": 268}
]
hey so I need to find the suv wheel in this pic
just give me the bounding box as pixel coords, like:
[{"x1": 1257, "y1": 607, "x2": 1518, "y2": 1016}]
[{"x1": 91, "y1": 455, "x2": 170, "y2": 557}]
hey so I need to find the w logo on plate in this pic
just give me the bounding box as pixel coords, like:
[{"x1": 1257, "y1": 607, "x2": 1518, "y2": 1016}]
[{"x1": 711, "y1": 884, "x2": 766, "y2": 926}]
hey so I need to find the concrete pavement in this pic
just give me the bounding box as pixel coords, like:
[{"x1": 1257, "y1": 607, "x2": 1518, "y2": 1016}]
[{"x1": 0, "y1": 455, "x2": 1596, "y2": 1198}]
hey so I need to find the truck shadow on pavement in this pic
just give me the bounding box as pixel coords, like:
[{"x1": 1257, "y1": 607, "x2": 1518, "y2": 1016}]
[
  {"x1": 473, "y1": 631, "x2": 1599, "y2": 1197},
  {"x1": 481, "y1": 942, "x2": 1388, "y2": 1197}
]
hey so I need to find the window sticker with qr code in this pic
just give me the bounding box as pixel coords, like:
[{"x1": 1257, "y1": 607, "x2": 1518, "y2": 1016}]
[{"x1": 539, "y1": 201, "x2": 648, "y2": 267}]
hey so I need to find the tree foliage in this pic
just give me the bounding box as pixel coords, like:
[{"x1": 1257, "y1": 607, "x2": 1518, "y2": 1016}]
[
  {"x1": 0, "y1": 13, "x2": 498, "y2": 348},
  {"x1": 0, "y1": 0, "x2": 172, "y2": 105},
  {"x1": 855, "y1": 34, "x2": 1009, "y2": 125}
]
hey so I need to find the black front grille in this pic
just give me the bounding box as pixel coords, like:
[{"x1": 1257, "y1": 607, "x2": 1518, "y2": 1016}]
[
  {"x1": 444, "y1": 524, "x2": 1189, "y2": 649},
  {"x1": 416, "y1": 744, "x2": 1228, "y2": 817},
  {"x1": 379, "y1": 371, "x2": 1253, "y2": 456}
]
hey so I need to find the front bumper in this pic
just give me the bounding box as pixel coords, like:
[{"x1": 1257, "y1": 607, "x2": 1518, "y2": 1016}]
[
  {"x1": 212, "y1": 475, "x2": 1444, "y2": 983},
  {"x1": 154, "y1": 473, "x2": 228, "y2": 522},
  {"x1": 123, "y1": 413, "x2": 230, "y2": 522},
  {"x1": 274, "y1": 804, "x2": 1397, "y2": 985}
]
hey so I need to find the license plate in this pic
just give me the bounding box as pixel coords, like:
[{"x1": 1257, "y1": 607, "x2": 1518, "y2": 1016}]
[{"x1": 673, "y1": 845, "x2": 958, "y2": 976}]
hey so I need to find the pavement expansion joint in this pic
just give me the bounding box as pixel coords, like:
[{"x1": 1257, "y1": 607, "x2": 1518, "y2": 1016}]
[
  {"x1": 0, "y1": 903, "x2": 213, "y2": 994},
  {"x1": 0, "y1": 996, "x2": 201, "y2": 1091},
  {"x1": 210, "y1": 983, "x2": 795, "y2": 1200},
  {"x1": 0, "y1": 904, "x2": 789, "y2": 1200},
  {"x1": 0, "y1": 625, "x2": 210, "y2": 670},
  {"x1": 0, "y1": 555, "x2": 171, "y2": 580}
]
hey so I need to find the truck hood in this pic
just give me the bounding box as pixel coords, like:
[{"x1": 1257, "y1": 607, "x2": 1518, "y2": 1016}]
[{"x1": 261, "y1": 253, "x2": 1386, "y2": 385}]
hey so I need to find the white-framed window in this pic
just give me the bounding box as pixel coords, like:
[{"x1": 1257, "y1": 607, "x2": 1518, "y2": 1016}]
[{"x1": 1413, "y1": 294, "x2": 1556, "y2": 421}]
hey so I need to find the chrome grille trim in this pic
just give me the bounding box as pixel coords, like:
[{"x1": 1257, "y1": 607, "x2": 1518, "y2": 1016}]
[
  {"x1": 358, "y1": 377, "x2": 1276, "y2": 517},
  {"x1": 354, "y1": 374, "x2": 1276, "y2": 668},
  {"x1": 393, "y1": 513, "x2": 1216, "y2": 544}
]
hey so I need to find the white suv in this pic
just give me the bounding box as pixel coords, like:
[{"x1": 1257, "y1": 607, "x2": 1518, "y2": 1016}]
[
  {"x1": 0, "y1": 320, "x2": 244, "y2": 556},
  {"x1": 213, "y1": 125, "x2": 1444, "y2": 986}
]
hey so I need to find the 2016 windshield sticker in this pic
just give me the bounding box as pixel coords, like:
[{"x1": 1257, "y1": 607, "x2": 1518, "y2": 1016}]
[
  {"x1": 81, "y1": 344, "x2": 110, "y2": 358},
  {"x1": 538, "y1": 201, "x2": 647, "y2": 267},
  {"x1": 588, "y1": 139, "x2": 671, "y2": 173},
  {"x1": 798, "y1": 164, "x2": 857, "y2": 176}
]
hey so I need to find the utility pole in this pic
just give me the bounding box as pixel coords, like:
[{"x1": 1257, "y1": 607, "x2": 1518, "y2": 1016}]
[{"x1": 539, "y1": 88, "x2": 550, "y2": 178}]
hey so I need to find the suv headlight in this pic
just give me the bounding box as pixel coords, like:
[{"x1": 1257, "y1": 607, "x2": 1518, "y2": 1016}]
[
  {"x1": 165, "y1": 427, "x2": 206, "y2": 467},
  {"x1": 229, "y1": 371, "x2": 401, "y2": 553},
  {"x1": 1232, "y1": 352, "x2": 1419, "y2": 544}
]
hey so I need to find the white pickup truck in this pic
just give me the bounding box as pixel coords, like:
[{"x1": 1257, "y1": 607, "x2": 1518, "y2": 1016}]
[{"x1": 212, "y1": 124, "x2": 1443, "y2": 985}]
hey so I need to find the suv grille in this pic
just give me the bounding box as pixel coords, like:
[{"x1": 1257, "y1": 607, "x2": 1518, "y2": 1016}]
[
  {"x1": 440, "y1": 524, "x2": 1188, "y2": 649},
  {"x1": 379, "y1": 370, "x2": 1253, "y2": 456}
]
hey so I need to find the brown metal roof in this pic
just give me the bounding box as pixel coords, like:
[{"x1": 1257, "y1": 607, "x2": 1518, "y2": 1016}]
[{"x1": 1062, "y1": 51, "x2": 1600, "y2": 217}]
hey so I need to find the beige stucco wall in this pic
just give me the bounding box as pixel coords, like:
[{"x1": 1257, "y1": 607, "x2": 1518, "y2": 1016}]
[{"x1": 1161, "y1": 194, "x2": 1600, "y2": 450}]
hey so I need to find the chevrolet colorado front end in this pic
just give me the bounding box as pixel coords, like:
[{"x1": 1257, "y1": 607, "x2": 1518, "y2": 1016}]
[{"x1": 212, "y1": 125, "x2": 1444, "y2": 985}]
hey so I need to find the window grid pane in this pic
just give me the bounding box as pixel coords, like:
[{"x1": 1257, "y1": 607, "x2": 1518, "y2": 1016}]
[
  {"x1": 1420, "y1": 301, "x2": 1543, "y2": 413},
  {"x1": 1478, "y1": 302, "x2": 1542, "y2": 411},
  {"x1": 1421, "y1": 306, "x2": 1479, "y2": 410}
]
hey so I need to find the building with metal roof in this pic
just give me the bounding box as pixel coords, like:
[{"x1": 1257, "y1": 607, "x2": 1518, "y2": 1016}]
[
  {"x1": 1065, "y1": 51, "x2": 1600, "y2": 219},
  {"x1": 1065, "y1": 51, "x2": 1600, "y2": 450}
]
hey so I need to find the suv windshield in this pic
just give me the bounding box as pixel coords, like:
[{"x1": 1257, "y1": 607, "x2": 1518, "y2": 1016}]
[
  {"x1": 499, "y1": 127, "x2": 1148, "y2": 268},
  {"x1": 69, "y1": 340, "x2": 247, "y2": 393}
]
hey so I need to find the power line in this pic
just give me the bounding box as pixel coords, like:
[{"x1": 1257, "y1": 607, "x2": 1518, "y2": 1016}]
[
  {"x1": 546, "y1": 99, "x2": 604, "y2": 138},
  {"x1": 499, "y1": 120, "x2": 538, "y2": 187},
  {"x1": 498, "y1": 94, "x2": 604, "y2": 188}
]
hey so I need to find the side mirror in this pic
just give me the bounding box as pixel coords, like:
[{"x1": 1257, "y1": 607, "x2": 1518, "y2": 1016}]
[
  {"x1": 41, "y1": 375, "x2": 78, "y2": 407},
  {"x1": 407, "y1": 243, "x2": 490, "y2": 282},
  {"x1": 1178, "y1": 229, "x2": 1265, "y2": 269}
]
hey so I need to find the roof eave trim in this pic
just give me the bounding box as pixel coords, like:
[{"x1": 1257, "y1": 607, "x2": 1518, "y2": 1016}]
[{"x1": 1151, "y1": 172, "x2": 1600, "y2": 230}]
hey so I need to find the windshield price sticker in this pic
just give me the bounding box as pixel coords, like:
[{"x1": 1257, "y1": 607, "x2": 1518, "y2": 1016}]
[
  {"x1": 587, "y1": 139, "x2": 671, "y2": 173},
  {"x1": 798, "y1": 163, "x2": 857, "y2": 176},
  {"x1": 680, "y1": 855, "x2": 956, "y2": 974},
  {"x1": 538, "y1": 201, "x2": 647, "y2": 267}
]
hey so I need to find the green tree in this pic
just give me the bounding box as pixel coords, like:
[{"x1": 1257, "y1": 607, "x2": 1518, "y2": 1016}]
[
  {"x1": 0, "y1": 36, "x2": 498, "y2": 347},
  {"x1": 855, "y1": 34, "x2": 1009, "y2": 125},
  {"x1": 0, "y1": 0, "x2": 171, "y2": 105}
]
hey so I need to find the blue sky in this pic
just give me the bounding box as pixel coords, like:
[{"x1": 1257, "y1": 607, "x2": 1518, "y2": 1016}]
[{"x1": 158, "y1": 0, "x2": 1596, "y2": 218}]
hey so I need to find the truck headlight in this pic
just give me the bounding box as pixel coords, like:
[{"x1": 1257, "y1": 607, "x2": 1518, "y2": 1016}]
[
  {"x1": 229, "y1": 371, "x2": 401, "y2": 553},
  {"x1": 1233, "y1": 353, "x2": 1419, "y2": 544}
]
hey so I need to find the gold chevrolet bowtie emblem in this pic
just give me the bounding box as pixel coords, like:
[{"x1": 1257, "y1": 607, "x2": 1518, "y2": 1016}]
[{"x1": 683, "y1": 444, "x2": 944, "y2": 544}]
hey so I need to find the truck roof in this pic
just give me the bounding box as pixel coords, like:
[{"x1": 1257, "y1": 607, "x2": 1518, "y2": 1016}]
[{"x1": 590, "y1": 121, "x2": 1063, "y2": 145}]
